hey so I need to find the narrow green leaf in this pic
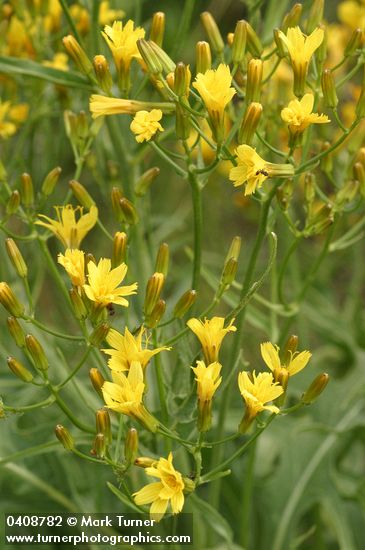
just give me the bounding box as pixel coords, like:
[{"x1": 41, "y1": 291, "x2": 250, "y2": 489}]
[
  {"x1": 189, "y1": 493, "x2": 233, "y2": 543},
  {"x1": 107, "y1": 482, "x2": 143, "y2": 513},
  {"x1": 0, "y1": 56, "x2": 93, "y2": 90}
]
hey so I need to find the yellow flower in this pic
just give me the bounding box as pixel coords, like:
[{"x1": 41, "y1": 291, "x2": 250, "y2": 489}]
[
  {"x1": 99, "y1": 1, "x2": 125, "y2": 26},
  {"x1": 0, "y1": 101, "x2": 16, "y2": 139},
  {"x1": 102, "y1": 19, "x2": 145, "y2": 73},
  {"x1": 102, "y1": 325, "x2": 170, "y2": 372},
  {"x1": 229, "y1": 145, "x2": 295, "y2": 195},
  {"x1": 281, "y1": 93, "x2": 330, "y2": 135},
  {"x1": 130, "y1": 109, "x2": 164, "y2": 142},
  {"x1": 58, "y1": 249, "x2": 85, "y2": 286},
  {"x1": 193, "y1": 63, "x2": 235, "y2": 141},
  {"x1": 193, "y1": 64, "x2": 235, "y2": 116},
  {"x1": 187, "y1": 316, "x2": 236, "y2": 364},
  {"x1": 338, "y1": 1, "x2": 365, "y2": 29},
  {"x1": 238, "y1": 370, "x2": 283, "y2": 430},
  {"x1": 43, "y1": 52, "x2": 69, "y2": 71},
  {"x1": 89, "y1": 95, "x2": 175, "y2": 119},
  {"x1": 102, "y1": 360, "x2": 158, "y2": 431},
  {"x1": 260, "y1": 341, "x2": 312, "y2": 377},
  {"x1": 36, "y1": 205, "x2": 98, "y2": 248},
  {"x1": 278, "y1": 26, "x2": 324, "y2": 96},
  {"x1": 69, "y1": 4, "x2": 90, "y2": 34},
  {"x1": 83, "y1": 258, "x2": 137, "y2": 307},
  {"x1": 134, "y1": 452, "x2": 185, "y2": 520},
  {"x1": 191, "y1": 360, "x2": 222, "y2": 403},
  {"x1": 192, "y1": 360, "x2": 222, "y2": 431}
]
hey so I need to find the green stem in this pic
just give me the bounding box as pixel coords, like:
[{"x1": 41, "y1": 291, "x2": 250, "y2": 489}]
[
  {"x1": 240, "y1": 440, "x2": 257, "y2": 548},
  {"x1": 209, "y1": 185, "x2": 277, "y2": 507},
  {"x1": 152, "y1": 331, "x2": 170, "y2": 452},
  {"x1": 47, "y1": 383, "x2": 94, "y2": 433},
  {"x1": 149, "y1": 142, "x2": 188, "y2": 178},
  {"x1": 57, "y1": 346, "x2": 92, "y2": 389},
  {"x1": 37, "y1": 237, "x2": 72, "y2": 309},
  {"x1": 188, "y1": 170, "x2": 203, "y2": 291},
  {"x1": 24, "y1": 317, "x2": 84, "y2": 341},
  {"x1": 59, "y1": 0, "x2": 84, "y2": 45},
  {"x1": 201, "y1": 414, "x2": 275, "y2": 484}
]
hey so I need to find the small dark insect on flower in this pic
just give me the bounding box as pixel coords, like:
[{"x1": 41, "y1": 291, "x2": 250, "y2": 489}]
[
  {"x1": 256, "y1": 169, "x2": 269, "y2": 176},
  {"x1": 106, "y1": 303, "x2": 115, "y2": 316}
]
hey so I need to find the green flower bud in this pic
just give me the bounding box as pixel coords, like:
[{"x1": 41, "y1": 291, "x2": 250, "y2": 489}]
[
  {"x1": 25, "y1": 334, "x2": 48, "y2": 371},
  {"x1": 41, "y1": 167, "x2": 62, "y2": 196},
  {"x1": 200, "y1": 12, "x2": 224, "y2": 54},
  {"x1": 301, "y1": 373, "x2": 329, "y2": 404},
  {"x1": 89, "y1": 368, "x2": 105, "y2": 398},
  {"x1": 173, "y1": 289, "x2": 197, "y2": 318},
  {"x1": 55, "y1": 424, "x2": 75, "y2": 451},
  {"x1": 7, "y1": 356, "x2": 33, "y2": 383},
  {"x1": 0, "y1": 282, "x2": 24, "y2": 317},
  {"x1": 5, "y1": 238, "x2": 27, "y2": 278}
]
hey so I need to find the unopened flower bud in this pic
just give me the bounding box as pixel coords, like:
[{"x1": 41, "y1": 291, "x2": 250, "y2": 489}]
[
  {"x1": 225, "y1": 236, "x2": 241, "y2": 263},
  {"x1": 41, "y1": 166, "x2": 62, "y2": 196},
  {"x1": 305, "y1": 203, "x2": 333, "y2": 236},
  {"x1": 137, "y1": 39, "x2": 163, "y2": 74},
  {"x1": 93, "y1": 433, "x2": 106, "y2": 458},
  {"x1": 356, "y1": 147, "x2": 365, "y2": 165},
  {"x1": 96, "y1": 408, "x2": 112, "y2": 444},
  {"x1": 321, "y1": 69, "x2": 338, "y2": 109},
  {"x1": 307, "y1": 0, "x2": 324, "y2": 33},
  {"x1": 0, "y1": 282, "x2": 24, "y2": 317},
  {"x1": 89, "y1": 322, "x2": 110, "y2": 347},
  {"x1": 244, "y1": 20, "x2": 263, "y2": 57},
  {"x1": 304, "y1": 173, "x2": 316, "y2": 204},
  {"x1": 69, "y1": 180, "x2": 95, "y2": 209},
  {"x1": 196, "y1": 41, "x2": 211, "y2": 74},
  {"x1": 135, "y1": 167, "x2": 160, "y2": 197},
  {"x1": 175, "y1": 103, "x2": 191, "y2": 140},
  {"x1": 89, "y1": 368, "x2": 105, "y2": 398},
  {"x1": 7, "y1": 356, "x2": 33, "y2": 382},
  {"x1": 232, "y1": 20, "x2": 246, "y2": 64},
  {"x1": 200, "y1": 12, "x2": 224, "y2": 54},
  {"x1": 283, "y1": 335, "x2": 298, "y2": 366},
  {"x1": 336, "y1": 180, "x2": 359, "y2": 207},
  {"x1": 238, "y1": 102, "x2": 263, "y2": 144},
  {"x1": 149, "y1": 41, "x2": 176, "y2": 73},
  {"x1": 273, "y1": 28, "x2": 286, "y2": 58},
  {"x1": 144, "y1": 273, "x2": 164, "y2": 316},
  {"x1": 173, "y1": 289, "x2": 197, "y2": 318},
  {"x1": 155, "y1": 243, "x2": 169, "y2": 276},
  {"x1": 7, "y1": 316, "x2": 26, "y2": 347},
  {"x1": 356, "y1": 90, "x2": 365, "y2": 119},
  {"x1": 6, "y1": 190, "x2": 21, "y2": 215},
  {"x1": 5, "y1": 239, "x2": 27, "y2": 278},
  {"x1": 282, "y1": 3, "x2": 302, "y2": 33},
  {"x1": 111, "y1": 187, "x2": 124, "y2": 223},
  {"x1": 21, "y1": 173, "x2": 34, "y2": 206},
  {"x1": 112, "y1": 231, "x2": 127, "y2": 267},
  {"x1": 135, "y1": 456, "x2": 156, "y2": 468},
  {"x1": 353, "y1": 162, "x2": 365, "y2": 196},
  {"x1": 222, "y1": 258, "x2": 238, "y2": 286},
  {"x1": 25, "y1": 334, "x2": 48, "y2": 371},
  {"x1": 150, "y1": 12, "x2": 165, "y2": 47},
  {"x1": 124, "y1": 428, "x2": 139, "y2": 465},
  {"x1": 301, "y1": 373, "x2": 329, "y2": 404},
  {"x1": 55, "y1": 424, "x2": 74, "y2": 451},
  {"x1": 183, "y1": 477, "x2": 196, "y2": 493},
  {"x1": 93, "y1": 54, "x2": 112, "y2": 94},
  {"x1": 120, "y1": 198, "x2": 139, "y2": 225},
  {"x1": 174, "y1": 62, "x2": 191, "y2": 97},
  {"x1": 63, "y1": 35, "x2": 93, "y2": 75},
  {"x1": 69, "y1": 288, "x2": 88, "y2": 319},
  {"x1": 344, "y1": 28, "x2": 363, "y2": 57},
  {"x1": 146, "y1": 299, "x2": 166, "y2": 328},
  {"x1": 245, "y1": 59, "x2": 263, "y2": 103}
]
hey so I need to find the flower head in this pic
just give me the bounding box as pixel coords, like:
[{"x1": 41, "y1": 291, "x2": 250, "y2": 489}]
[
  {"x1": 192, "y1": 360, "x2": 222, "y2": 403},
  {"x1": 134, "y1": 452, "x2": 185, "y2": 520},
  {"x1": 193, "y1": 64, "x2": 235, "y2": 115},
  {"x1": 36, "y1": 205, "x2": 98, "y2": 248},
  {"x1": 238, "y1": 370, "x2": 283, "y2": 419},
  {"x1": 260, "y1": 341, "x2": 312, "y2": 377},
  {"x1": 193, "y1": 64, "x2": 235, "y2": 141},
  {"x1": 229, "y1": 145, "x2": 294, "y2": 195},
  {"x1": 130, "y1": 110, "x2": 164, "y2": 143},
  {"x1": 187, "y1": 316, "x2": 236, "y2": 364},
  {"x1": 89, "y1": 95, "x2": 174, "y2": 119},
  {"x1": 102, "y1": 361, "x2": 158, "y2": 431},
  {"x1": 102, "y1": 325, "x2": 170, "y2": 372},
  {"x1": 102, "y1": 20, "x2": 145, "y2": 73},
  {"x1": 281, "y1": 93, "x2": 330, "y2": 135},
  {"x1": 279, "y1": 26, "x2": 324, "y2": 96},
  {"x1": 58, "y1": 249, "x2": 85, "y2": 286},
  {"x1": 83, "y1": 258, "x2": 137, "y2": 307}
]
